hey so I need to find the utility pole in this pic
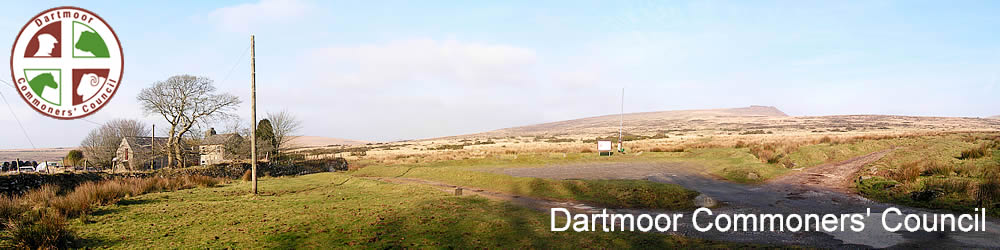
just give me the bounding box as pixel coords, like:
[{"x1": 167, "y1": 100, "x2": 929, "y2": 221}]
[
  {"x1": 250, "y1": 35, "x2": 258, "y2": 194},
  {"x1": 618, "y1": 88, "x2": 624, "y2": 153},
  {"x1": 150, "y1": 124, "x2": 155, "y2": 170}
]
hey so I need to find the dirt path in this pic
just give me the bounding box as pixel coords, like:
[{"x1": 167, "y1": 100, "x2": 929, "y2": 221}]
[
  {"x1": 488, "y1": 151, "x2": 1000, "y2": 248},
  {"x1": 769, "y1": 148, "x2": 895, "y2": 193}
]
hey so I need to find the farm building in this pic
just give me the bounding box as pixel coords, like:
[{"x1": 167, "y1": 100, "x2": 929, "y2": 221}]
[
  {"x1": 200, "y1": 128, "x2": 242, "y2": 165},
  {"x1": 115, "y1": 136, "x2": 169, "y2": 171}
]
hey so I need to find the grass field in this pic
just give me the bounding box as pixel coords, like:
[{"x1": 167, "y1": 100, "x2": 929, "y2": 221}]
[
  {"x1": 855, "y1": 133, "x2": 1000, "y2": 216},
  {"x1": 5, "y1": 127, "x2": 998, "y2": 248},
  {"x1": 66, "y1": 173, "x2": 748, "y2": 248},
  {"x1": 350, "y1": 132, "x2": 1000, "y2": 217}
]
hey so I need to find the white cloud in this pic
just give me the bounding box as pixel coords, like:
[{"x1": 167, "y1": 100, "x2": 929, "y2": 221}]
[
  {"x1": 209, "y1": 0, "x2": 311, "y2": 33},
  {"x1": 307, "y1": 39, "x2": 539, "y2": 88}
]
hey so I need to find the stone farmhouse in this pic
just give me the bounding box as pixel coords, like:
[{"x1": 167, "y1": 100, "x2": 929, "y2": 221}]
[
  {"x1": 200, "y1": 128, "x2": 241, "y2": 165},
  {"x1": 115, "y1": 136, "x2": 169, "y2": 171}
]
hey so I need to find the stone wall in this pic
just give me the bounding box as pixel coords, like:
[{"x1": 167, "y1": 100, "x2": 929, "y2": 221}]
[
  {"x1": 0, "y1": 157, "x2": 350, "y2": 196},
  {"x1": 0, "y1": 172, "x2": 151, "y2": 196}
]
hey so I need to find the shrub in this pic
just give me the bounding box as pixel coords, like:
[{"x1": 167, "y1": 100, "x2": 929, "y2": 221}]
[
  {"x1": 8, "y1": 209, "x2": 76, "y2": 249},
  {"x1": 546, "y1": 138, "x2": 576, "y2": 143},
  {"x1": 749, "y1": 144, "x2": 781, "y2": 164},
  {"x1": 242, "y1": 170, "x2": 253, "y2": 181},
  {"x1": 184, "y1": 175, "x2": 221, "y2": 187},
  {"x1": 921, "y1": 161, "x2": 954, "y2": 176},
  {"x1": 49, "y1": 176, "x2": 223, "y2": 217},
  {"x1": 740, "y1": 130, "x2": 769, "y2": 135},
  {"x1": 51, "y1": 186, "x2": 95, "y2": 218},
  {"x1": 893, "y1": 161, "x2": 923, "y2": 183},
  {"x1": 128, "y1": 178, "x2": 164, "y2": 195},
  {"x1": 23, "y1": 184, "x2": 59, "y2": 209},
  {"x1": 959, "y1": 144, "x2": 990, "y2": 160},
  {"x1": 734, "y1": 141, "x2": 748, "y2": 148},
  {"x1": 649, "y1": 147, "x2": 684, "y2": 153},
  {"x1": 0, "y1": 195, "x2": 28, "y2": 227},
  {"x1": 430, "y1": 144, "x2": 464, "y2": 150},
  {"x1": 978, "y1": 172, "x2": 1000, "y2": 208},
  {"x1": 819, "y1": 136, "x2": 833, "y2": 144}
]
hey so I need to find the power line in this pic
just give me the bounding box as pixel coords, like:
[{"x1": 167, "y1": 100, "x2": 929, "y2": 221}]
[
  {"x1": 0, "y1": 79, "x2": 36, "y2": 149},
  {"x1": 218, "y1": 44, "x2": 252, "y2": 87},
  {"x1": 0, "y1": 78, "x2": 14, "y2": 89},
  {"x1": 79, "y1": 118, "x2": 102, "y2": 126}
]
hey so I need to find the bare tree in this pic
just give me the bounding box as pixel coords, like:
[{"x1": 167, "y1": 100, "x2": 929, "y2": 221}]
[
  {"x1": 266, "y1": 110, "x2": 302, "y2": 156},
  {"x1": 220, "y1": 119, "x2": 252, "y2": 160},
  {"x1": 79, "y1": 119, "x2": 149, "y2": 168},
  {"x1": 137, "y1": 75, "x2": 241, "y2": 168}
]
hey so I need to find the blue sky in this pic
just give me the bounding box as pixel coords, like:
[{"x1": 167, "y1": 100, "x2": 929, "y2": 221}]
[{"x1": 1, "y1": 0, "x2": 998, "y2": 148}]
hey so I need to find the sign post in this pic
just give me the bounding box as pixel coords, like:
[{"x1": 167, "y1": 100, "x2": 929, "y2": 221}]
[{"x1": 598, "y1": 140, "x2": 612, "y2": 156}]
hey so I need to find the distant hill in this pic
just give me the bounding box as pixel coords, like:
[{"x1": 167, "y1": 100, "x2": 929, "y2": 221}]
[
  {"x1": 288, "y1": 136, "x2": 369, "y2": 148},
  {"x1": 437, "y1": 105, "x2": 1000, "y2": 139},
  {"x1": 989, "y1": 115, "x2": 1000, "y2": 119},
  {"x1": 470, "y1": 106, "x2": 789, "y2": 137},
  {"x1": 0, "y1": 147, "x2": 74, "y2": 162}
]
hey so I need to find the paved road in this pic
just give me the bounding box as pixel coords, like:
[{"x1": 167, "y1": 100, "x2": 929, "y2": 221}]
[{"x1": 499, "y1": 153, "x2": 1000, "y2": 249}]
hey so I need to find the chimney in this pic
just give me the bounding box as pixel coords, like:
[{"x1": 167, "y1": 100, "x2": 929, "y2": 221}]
[{"x1": 206, "y1": 128, "x2": 216, "y2": 137}]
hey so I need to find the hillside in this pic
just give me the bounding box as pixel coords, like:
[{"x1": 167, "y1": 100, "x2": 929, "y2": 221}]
[
  {"x1": 492, "y1": 106, "x2": 785, "y2": 135},
  {"x1": 445, "y1": 106, "x2": 1000, "y2": 139},
  {"x1": 990, "y1": 115, "x2": 1000, "y2": 119},
  {"x1": 0, "y1": 147, "x2": 74, "y2": 162},
  {"x1": 461, "y1": 106, "x2": 783, "y2": 137},
  {"x1": 288, "y1": 136, "x2": 369, "y2": 148}
]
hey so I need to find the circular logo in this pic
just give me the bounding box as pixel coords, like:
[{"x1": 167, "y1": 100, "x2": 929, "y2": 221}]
[{"x1": 9, "y1": 6, "x2": 123, "y2": 120}]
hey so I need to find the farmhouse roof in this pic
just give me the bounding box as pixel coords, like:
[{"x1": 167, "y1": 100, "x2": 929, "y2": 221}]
[
  {"x1": 123, "y1": 136, "x2": 168, "y2": 148},
  {"x1": 202, "y1": 133, "x2": 240, "y2": 146}
]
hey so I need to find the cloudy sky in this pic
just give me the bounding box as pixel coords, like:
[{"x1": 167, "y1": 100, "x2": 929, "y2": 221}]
[{"x1": 1, "y1": 0, "x2": 999, "y2": 149}]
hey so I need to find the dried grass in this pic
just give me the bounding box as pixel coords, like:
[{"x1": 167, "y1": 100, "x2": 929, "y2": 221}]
[
  {"x1": 7, "y1": 209, "x2": 76, "y2": 249},
  {"x1": 894, "y1": 161, "x2": 924, "y2": 183}
]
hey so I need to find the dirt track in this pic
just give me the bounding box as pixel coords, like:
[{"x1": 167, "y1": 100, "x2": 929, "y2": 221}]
[
  {"x1": 769, "y1": 148, "x2": 895, "y2": 193},
  {"x1": 369, "y1": 150, "x2": 1000, "y2": 248},
  {"x1": 486, "y1": 151, "x2": 1000, "y2": 248}
]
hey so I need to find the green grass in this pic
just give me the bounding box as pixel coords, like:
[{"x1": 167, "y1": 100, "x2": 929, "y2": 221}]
[
  {"x1": 853, "y1": 133, "x2": 1000, "y2": 216},
  {"x1": 355, "y1": 164, "x2": 697, "y2": 209},
  {"x1": 785, "y1": 138, "x2": 907, "y2": 168},
  {"x1": 664, "y1": 147, "x2": 788, "y2": 183},
  {"x1": 63, "y1": 173, "x2": 747, "y2": 248},
  {"x1": 350, "y1": 149, "x2": 798, "y2": 209}
]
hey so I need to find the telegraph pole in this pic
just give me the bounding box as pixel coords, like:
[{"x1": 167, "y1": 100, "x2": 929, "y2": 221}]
[
  {"x1": 150, "y1": 124, "x2": 154, "y2": 170},
  {"x1": 618, "y1": 88, "x2": 624, "y2": 153},
  {"x1": 250, "y1": 35, "x2": 258, "y2": 194}
]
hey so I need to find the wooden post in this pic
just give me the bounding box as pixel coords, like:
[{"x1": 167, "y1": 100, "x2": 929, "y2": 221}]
[
  {"x1": 151, "y1": 124, "x2": 155, "y2": 170},
  {"x1": 250, "y1": 35, "x2": 258, "y2": 194}
]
